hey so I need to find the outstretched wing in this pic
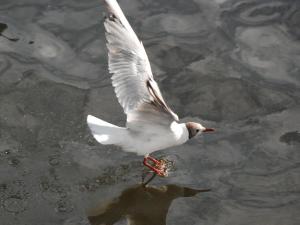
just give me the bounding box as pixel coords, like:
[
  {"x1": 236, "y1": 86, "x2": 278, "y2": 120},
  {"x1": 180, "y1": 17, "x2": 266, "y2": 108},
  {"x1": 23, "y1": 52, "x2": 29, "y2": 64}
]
[{"x1": 104, "y1": 0, "x2": 179, "y2": 126}]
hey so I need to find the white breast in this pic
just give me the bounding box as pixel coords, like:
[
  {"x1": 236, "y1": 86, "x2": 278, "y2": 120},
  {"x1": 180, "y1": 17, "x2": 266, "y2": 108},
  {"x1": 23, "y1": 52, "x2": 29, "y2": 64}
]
[{"x1": 170, "y1": 122, "x2": 189, "y2": 143}]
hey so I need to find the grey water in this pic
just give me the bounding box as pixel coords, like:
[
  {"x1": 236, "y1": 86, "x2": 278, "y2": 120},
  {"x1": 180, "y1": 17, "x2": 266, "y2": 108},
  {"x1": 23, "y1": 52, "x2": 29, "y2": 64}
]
[{"x1": 0, "y1": 0, "x2": 300, "y2": 225}]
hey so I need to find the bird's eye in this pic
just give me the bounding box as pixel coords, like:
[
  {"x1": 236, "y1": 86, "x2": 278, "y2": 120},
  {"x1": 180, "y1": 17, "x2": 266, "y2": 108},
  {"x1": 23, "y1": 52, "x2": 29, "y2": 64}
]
[{"x1": 196, "y1": 129, "x2": 199, "y2": 132}]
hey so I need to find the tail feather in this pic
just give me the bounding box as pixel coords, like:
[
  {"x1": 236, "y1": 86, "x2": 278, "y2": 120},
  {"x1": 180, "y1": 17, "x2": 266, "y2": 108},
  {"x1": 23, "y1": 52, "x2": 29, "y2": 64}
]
[{"x1": 87, "y1": 115, "x2": 125, "y2": 145}]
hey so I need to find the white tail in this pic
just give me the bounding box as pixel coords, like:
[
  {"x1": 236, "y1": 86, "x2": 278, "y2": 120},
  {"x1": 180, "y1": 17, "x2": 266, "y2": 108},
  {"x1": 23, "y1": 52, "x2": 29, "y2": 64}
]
[{"x1": 87, "y1": 115, "x2": 126, "y2": 145}]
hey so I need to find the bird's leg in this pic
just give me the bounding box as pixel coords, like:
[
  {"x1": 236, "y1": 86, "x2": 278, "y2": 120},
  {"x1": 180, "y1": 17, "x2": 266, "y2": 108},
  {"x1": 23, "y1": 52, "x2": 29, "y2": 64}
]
[
  {"x1": 141, "y1": 171, "x2": 157, "y2": 186},
  {"x1": 143, "y1": 154, "x2": 168, "y2": 177}
]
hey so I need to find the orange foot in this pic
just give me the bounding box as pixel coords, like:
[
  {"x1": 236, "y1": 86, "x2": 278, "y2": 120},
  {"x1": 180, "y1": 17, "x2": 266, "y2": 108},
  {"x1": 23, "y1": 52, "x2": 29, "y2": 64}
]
[{"x1": 143, "y1": 154, "x2": 169, "y2": 177}]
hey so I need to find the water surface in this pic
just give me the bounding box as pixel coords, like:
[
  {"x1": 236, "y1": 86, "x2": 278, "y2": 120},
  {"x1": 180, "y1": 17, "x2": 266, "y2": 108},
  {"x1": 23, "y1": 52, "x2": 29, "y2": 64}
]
[{"x1": 0, "y1": 0, "x2": 299, "y2": 224}]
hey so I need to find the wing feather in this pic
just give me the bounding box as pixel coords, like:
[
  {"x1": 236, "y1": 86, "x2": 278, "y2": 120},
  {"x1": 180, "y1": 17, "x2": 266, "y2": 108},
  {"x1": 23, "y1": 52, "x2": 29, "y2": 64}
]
[{"x1": 104, "y1": 0, "x2": 179, "y2": 125}]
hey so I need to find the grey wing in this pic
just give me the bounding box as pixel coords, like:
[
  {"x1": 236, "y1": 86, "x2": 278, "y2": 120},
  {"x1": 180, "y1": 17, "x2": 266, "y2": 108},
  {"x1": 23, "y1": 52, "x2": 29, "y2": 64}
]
[{"x1": 104, "y1": 0, "x2": 178, "y2": 125}]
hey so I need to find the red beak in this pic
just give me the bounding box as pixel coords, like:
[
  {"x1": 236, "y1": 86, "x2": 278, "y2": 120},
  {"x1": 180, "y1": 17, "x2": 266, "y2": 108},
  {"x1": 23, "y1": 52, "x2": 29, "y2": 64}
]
[{"x1": 203, "y1": 128, "x2": 215, "y2": 132}]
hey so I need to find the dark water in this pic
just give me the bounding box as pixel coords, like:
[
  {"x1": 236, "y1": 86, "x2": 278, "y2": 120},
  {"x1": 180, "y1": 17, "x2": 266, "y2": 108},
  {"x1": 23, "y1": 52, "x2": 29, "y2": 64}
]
[{"x1": 0, "y1": 0, "x2": 299, "y2": 224}]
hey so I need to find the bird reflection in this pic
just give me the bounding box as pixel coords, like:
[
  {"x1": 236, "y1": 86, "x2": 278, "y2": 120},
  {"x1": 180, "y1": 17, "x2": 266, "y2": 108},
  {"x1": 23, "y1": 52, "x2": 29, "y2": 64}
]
[{"x1": 87, "y1": 184, "x2": 210, "y2": 225}]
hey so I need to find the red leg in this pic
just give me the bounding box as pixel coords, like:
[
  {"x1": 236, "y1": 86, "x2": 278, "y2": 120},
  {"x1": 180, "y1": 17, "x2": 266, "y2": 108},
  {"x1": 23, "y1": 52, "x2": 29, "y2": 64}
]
[
  {"x1": 143, "y1": 155, "x2": 167, "y2": 177},
  {"x1": 145, "y1": 155, "x2": 160, "y2": 164}
]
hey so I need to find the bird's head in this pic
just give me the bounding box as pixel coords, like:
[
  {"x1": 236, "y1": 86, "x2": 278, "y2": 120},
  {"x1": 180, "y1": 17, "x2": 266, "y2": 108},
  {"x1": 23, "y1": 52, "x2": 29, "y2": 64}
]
[{"x1": 185, "y1": 122, "x2": 215, "y2": 139}]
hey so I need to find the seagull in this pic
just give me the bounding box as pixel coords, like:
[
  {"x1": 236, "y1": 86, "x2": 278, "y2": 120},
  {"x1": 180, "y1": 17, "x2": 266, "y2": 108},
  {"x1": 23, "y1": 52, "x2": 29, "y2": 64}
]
[{"x1": 87, "y1": 0, "x2": 214, "y2": 177}]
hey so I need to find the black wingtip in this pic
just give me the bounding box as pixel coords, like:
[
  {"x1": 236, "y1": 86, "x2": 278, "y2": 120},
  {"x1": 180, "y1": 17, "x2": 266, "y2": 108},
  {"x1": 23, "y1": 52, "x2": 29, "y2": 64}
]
[{"x1": 108, "y1": 13, "x2": 117, "y2": 21}]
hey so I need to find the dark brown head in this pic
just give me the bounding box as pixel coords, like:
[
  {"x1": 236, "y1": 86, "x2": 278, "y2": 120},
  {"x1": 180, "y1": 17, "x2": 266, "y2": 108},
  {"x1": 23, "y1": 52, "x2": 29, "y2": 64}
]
[{"x1": 185, "y1": 122, "x2": 215, "y2": 139}]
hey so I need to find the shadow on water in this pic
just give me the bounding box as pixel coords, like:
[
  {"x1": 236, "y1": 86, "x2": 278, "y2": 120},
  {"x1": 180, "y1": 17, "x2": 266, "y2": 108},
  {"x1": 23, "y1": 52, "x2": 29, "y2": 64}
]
[{"x1": 87, "y1": 184, "x2": 210, "y2": 225}]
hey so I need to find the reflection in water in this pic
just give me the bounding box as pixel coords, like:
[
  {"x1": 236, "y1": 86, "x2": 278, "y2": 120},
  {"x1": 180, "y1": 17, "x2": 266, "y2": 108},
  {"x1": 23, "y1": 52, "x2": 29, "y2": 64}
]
[{"x1": 87, "y1": 184, "x2": 210, "y2": 225}]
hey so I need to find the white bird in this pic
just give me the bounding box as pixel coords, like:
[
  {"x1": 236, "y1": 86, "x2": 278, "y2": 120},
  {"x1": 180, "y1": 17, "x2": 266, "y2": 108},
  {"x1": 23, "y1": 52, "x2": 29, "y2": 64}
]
[{"x1": 87, "y1": 0, "x2": 214, "y2": 177}]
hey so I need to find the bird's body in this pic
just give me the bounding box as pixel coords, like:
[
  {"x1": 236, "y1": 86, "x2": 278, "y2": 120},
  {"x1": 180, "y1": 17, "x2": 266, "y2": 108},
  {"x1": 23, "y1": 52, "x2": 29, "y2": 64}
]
[
  {"x1": 87, "y1": 0, "x2": 214, "y2": 176},
  {"x1": 88, "y1": 115, "x2": 188, "y2": 155}
]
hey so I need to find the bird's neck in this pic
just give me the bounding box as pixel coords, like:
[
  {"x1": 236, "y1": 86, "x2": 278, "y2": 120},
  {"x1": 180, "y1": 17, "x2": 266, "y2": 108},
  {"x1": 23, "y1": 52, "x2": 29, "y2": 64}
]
[{"x1": 170, "y1": 122, "x2": 189, "y2": 143}]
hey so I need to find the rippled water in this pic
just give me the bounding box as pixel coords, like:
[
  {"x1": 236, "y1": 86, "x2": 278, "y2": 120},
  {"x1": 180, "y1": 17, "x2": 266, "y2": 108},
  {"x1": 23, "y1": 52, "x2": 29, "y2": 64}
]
[{"x1": 0, "y1": 0, "x2": 299, "y2": 225}]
